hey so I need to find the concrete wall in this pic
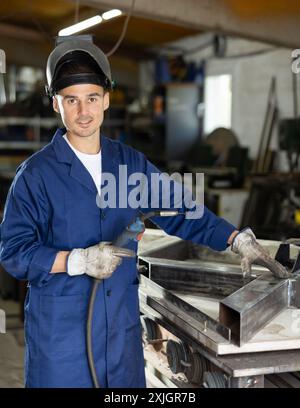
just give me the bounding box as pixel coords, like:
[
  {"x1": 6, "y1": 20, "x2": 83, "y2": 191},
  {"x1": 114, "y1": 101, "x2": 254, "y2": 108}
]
[
  {"x1": 140, "y1": 33, "x2": 299, "y2": 161},
  {"x1": 202, "y1": 38, "x2": 295, "y2": 159}
]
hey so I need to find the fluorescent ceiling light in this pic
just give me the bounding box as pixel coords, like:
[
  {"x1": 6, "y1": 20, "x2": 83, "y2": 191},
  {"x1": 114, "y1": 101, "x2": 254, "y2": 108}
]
[
  {"x1": 59, "y1": 15, "x2": 102, "y2": 36},
  {"x1": 102, "y1": 9, "x2": 122, "y2": 20}
]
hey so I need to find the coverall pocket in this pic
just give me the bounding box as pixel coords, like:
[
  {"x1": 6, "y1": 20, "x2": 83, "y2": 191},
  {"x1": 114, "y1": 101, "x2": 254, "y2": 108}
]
[
  {"x1": 125, "y1": 280, "x2": 141, "y2": 331},
  {"x1": 123, "y1": 281, "x2": 144, "y2": 385},
  {"x1": 39, "y1": 294, "x2": 85, "y2": 353}
]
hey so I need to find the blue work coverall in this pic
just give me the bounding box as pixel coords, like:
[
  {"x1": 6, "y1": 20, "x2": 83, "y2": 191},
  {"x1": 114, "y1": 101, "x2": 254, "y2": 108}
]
[{"x1": 0, "y1": 128, "x2": 236, "y2": 387}]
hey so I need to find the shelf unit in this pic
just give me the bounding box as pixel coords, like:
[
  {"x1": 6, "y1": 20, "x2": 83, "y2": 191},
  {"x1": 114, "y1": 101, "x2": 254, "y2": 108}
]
[
  {"x1": 0, "y1": 116, "x2": 128, "y2": 148},
  {"x1": 0, "y1": 117, "x2": 60, "y2": 150},
  {"x1": 0, "y1": 117, "x2": 59, "y2": 127}
]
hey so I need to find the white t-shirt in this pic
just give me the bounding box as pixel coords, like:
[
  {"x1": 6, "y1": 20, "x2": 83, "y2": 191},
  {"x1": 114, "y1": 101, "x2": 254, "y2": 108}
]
[{"x1": 63, "y1": 134, "x2": 102, "y2": 197}]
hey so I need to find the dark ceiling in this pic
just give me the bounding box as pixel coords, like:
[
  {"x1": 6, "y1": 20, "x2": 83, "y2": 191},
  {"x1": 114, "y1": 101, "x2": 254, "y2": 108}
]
[{"x1": 0, "y1": 0, "x2": 202, "y2": 59}]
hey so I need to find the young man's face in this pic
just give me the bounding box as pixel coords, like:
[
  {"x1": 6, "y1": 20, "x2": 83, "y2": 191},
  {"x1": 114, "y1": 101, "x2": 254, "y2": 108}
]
[{"x1": 53, "y1": 83, "x2": 109, "y2": 139}]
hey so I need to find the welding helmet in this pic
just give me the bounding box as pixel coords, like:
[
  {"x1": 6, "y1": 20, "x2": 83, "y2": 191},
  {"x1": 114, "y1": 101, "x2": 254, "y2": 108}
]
[{"x1": 45, "y1": 35, "x2": 113, "y2": 96}]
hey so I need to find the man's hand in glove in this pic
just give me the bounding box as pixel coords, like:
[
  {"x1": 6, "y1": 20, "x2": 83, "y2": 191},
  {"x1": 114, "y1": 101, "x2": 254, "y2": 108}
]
[
  {"x1": 231, "y1": 228, "x2": 290, "y2": 279},
  {"x1": 67, "y1": 242, "x2": 135, "y2": 279}
]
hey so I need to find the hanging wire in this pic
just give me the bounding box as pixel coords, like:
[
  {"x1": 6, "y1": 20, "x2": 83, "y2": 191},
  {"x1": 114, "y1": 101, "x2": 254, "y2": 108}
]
[
  {"x1": 158, "y1": 39, "x2": 212, "y2": 57},
  {"x1": 105, "y1": 0, "x2": 136, "y2": 57},
  {"x1": 160, "y1": 41, "x2": 278, "y2": 59},
  {"x1": 27, "y1": 0, "x2": 53, "y2": 43},
  {"x1": 216, "y1": 46, "x2": 278, "y2": 59},
  {"x1": 28, "y1": 13, "x2": 53, "y2": 43},
  {"x1": 74, "y1": 0, "x2": 80, "y2": 24}
]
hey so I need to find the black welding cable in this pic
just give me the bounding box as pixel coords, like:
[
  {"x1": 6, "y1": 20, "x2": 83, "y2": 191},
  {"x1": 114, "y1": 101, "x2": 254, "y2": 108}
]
[{"x1": 87, "y1": 278, "x2": 102, "y2": 388}]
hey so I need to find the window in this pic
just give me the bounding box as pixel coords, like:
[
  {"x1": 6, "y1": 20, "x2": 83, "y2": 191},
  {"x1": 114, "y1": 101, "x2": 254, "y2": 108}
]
[{"x1": 204, "y1": 74, "x2": 232, "y2": 134}]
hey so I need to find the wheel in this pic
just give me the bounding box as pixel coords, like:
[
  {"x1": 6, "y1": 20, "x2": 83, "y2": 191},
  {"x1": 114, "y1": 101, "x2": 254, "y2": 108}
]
[
  {"x1": 141, "y1": 316, "x2": 158, "y2": 342},
  {"x1": 178, "y1": 340, "x2": 192, "y2": 366},
  {"x1": 185, "y1": 353, "x2": 208, "y2": 384},
  {"x1": 203, "y1": 371, "x2": 227, "y2": 388},
  {"x1": 166, "y1": 340, "x2": 182, "y2": 374}
]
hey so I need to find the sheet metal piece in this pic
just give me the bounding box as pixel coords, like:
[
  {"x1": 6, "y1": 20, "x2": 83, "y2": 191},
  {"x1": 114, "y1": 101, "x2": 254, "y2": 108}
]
[
  {"x1": 219, "y1": 276, "x2": 291, "y2": 346},
  {"x1": 290, "y1": 272, "x2": 300, "y2": 308},
  {"x1": 139, "y1": 256, "x2": 252, "y2": 298},
  {"x1": 138, "y1": 230, "x2": 300, "y2": 349},
  {"x1": 140, "y1": 274, "x2": 231, "y2": 342}
]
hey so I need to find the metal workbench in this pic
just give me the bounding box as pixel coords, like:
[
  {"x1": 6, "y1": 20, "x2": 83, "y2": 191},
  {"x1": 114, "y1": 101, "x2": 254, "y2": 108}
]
[{"x1": 138, "y1": 229, "x2": 300, "y2": 388}]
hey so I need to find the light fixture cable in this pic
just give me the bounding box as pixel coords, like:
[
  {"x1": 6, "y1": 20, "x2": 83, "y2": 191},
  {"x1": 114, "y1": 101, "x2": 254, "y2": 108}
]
[{"x1": 105, "y1": 0, "x2": 136, "y2": 57}]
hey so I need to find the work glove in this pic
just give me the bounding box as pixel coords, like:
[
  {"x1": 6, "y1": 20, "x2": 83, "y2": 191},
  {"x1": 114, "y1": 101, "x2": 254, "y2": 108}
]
[
  {"x1": 231, "y1": 228, "x2": 290, "y2": 279},
  {"x1": 67, "y1": 242, "x2": 135, "y2": 279}
]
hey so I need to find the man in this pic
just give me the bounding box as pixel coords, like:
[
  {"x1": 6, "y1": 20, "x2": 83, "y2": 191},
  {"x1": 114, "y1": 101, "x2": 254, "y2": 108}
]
[{"x1": 0, "y1": 36, "x2": 288, "y2": 388}]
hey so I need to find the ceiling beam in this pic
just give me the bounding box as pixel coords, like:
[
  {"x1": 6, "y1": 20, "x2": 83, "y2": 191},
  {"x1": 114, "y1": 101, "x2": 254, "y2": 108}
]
[
  {"x1": 0, "y1": 24, "x2": 147, "y2": 70},
  {"x1": 72, "y1": 0, "x2": 298, "y2": 48},
  {"x1": 0, "y1": 23, "x2": 46, "y2": 43}
]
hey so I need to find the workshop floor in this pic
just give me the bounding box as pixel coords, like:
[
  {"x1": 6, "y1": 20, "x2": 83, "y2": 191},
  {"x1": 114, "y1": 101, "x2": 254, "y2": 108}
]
[{"x1": 0, "y1": 299, "x2": 24, "y2": 388}]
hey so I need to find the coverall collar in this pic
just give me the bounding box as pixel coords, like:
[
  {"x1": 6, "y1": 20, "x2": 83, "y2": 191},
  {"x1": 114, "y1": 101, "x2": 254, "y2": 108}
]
[
  {"x1": 51, "y1": 127, "x2": 100, "y2": 164},
  {"x1": 51, "y1": 127, "x2": 119, "y2": 193}
]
